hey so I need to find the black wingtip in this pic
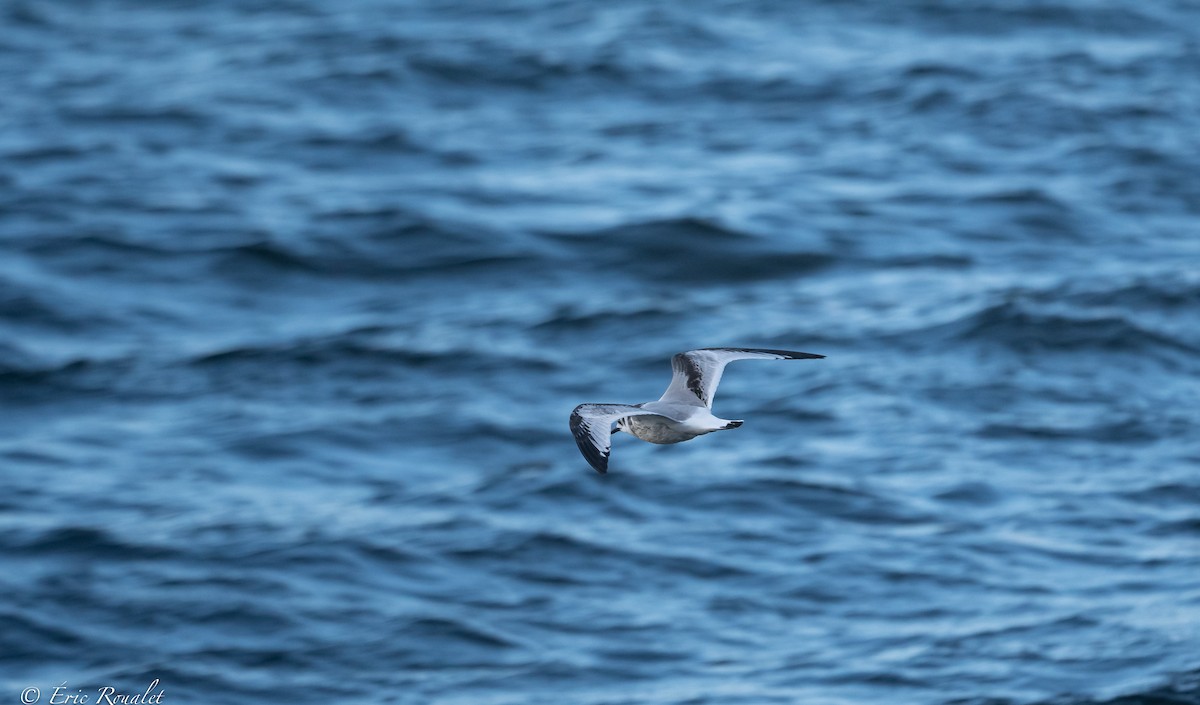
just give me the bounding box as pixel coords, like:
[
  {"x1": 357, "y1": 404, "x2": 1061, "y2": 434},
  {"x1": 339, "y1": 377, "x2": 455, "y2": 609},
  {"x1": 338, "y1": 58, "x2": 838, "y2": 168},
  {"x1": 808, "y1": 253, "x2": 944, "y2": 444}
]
[
  {"x1": 699, "y1": 347, "x2": 824, "y2": 360},
  {"x1": 570, "y1": 408, "x2": 611, "y2": 474},
  {"x1": 586, "y1": 452, "x2": 609, "y2": 474},
  {"x1": 773, "y1": 349, "x2": 824, "y2": 360},
  {"x1": 777, "y1": 350, "x2": 823, "y2": 359}
]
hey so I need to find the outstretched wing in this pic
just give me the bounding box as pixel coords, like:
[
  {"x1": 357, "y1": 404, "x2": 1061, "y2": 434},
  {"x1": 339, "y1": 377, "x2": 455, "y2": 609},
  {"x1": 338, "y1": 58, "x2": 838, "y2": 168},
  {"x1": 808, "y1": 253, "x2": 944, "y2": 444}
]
[
  {"x1": 658, "y1": 348, "x2": 824, "y2": 408},
  {"x1": 570, "y1": 403, "x2": 666, "y2": 475}
]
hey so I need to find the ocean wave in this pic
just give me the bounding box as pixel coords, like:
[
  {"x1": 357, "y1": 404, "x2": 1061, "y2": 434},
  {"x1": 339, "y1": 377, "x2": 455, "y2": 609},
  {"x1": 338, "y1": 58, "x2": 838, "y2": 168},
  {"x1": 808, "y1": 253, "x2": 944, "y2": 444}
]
[
  {"x1": 906, "y1": 300, "x2": 1197, "y2": 355},
  {"x1": 2, "y1": 1, "x2": 52, "y2": 27},
  {"x1": 63, "y1": 104, "x2": 213, "y2": 128},
  {"x1": 457, "y1": 527, "x2": 756, "y2": 583},
  {"x1": 2, "y1": 141, "x2": 116, "y2": 163},
  {"x1": 0, "y1": 347, "x2": 131, "y2": 401},
  {"x1": 207, "y1": 220, "x2": 540, "y2": 280},
  {"x1": 293, "y1": 126, "x2": 420, "y2": 153},
  {"x1": 933, "y1": 481, "x2": 1003, "y2": 505},
  {"x1": 677, "y1": 476, "x2": 931, "y2": 526},
  {"x1": 6, "y1": 526, "x2": 174, "y2": 561},
  {"x1": 1059, "y1": 276, "x2": 1200, "y2": 311},
  {"x1": 406, "y1": 616, "x2": 521, "y2": 651},
  {"x1": 543, "y1": 217, "x2": 832, "y2": 284},
  {"x1": 188, "y1": 330, "x2": 555, "y2": 374},
  {"x1": 531, "y1": 304, "x2": 680, "y2": 332},
  {"x1": 976, "y1": 418, "x2": 1160, "y2": 444},
  {"x1": 19, "y1": 233, "x2": 187, "y2": 259},
  {"x1": 406, "y1": 45, "x2": 632, "y2": 89},
  {"x1": 1125, "y1": 483, "x2": 1200, "y2": 507},
  {"x1": 0, "y1": 612, "x2": 85, "y2": 662},
  {"x1": 0, "y1": 275, "x2": 118, "y2": 331},
  {"x1": 1025, "y1": 668, "x2": 1200, "y2": 705},
  {"x1": 13, "y1": 219, "x2": 538, "y2": 282}
]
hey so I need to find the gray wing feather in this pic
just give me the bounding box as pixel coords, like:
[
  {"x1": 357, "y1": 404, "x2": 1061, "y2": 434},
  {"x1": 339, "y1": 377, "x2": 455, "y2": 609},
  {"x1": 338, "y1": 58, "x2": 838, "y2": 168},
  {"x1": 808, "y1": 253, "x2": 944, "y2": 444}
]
[
  {"x1": 658, "y1": 347, "x2": 824, "y2": 408},
  {"x1": 569, "y1": 403, "x2": 666, "y2": 474}
]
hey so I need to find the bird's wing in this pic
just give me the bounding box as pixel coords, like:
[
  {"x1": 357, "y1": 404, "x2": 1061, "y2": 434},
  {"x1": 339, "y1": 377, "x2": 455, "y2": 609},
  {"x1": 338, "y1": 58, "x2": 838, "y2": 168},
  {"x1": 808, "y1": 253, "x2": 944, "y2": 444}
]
[
  {"x1": 570, "y1": 403, "x2": 667, "y2": 475},
  {"x1": 658, "y1": 348, "x2": 824, "y2": 408}
]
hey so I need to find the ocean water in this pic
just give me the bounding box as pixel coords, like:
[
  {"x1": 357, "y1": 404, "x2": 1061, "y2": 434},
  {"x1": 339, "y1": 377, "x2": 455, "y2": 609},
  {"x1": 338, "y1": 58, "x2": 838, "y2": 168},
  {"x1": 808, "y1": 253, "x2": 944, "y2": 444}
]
[{"x1": 2, "y1": 1, "x2": 1199, "y2": 703}]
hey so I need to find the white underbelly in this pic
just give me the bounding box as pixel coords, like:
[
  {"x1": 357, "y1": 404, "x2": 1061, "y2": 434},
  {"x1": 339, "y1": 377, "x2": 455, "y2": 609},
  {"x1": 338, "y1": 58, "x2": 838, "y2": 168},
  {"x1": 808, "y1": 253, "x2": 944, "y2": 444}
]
[{"x1": 625, "y1": 416, "x2": 702, "y2": 444}]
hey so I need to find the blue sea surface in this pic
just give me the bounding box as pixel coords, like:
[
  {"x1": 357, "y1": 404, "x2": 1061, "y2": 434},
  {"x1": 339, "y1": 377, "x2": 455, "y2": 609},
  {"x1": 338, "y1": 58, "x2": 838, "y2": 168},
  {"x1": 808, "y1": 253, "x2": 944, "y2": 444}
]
[{"x1": 2, "y1": 1, "x2": 1199, "y2": 703}]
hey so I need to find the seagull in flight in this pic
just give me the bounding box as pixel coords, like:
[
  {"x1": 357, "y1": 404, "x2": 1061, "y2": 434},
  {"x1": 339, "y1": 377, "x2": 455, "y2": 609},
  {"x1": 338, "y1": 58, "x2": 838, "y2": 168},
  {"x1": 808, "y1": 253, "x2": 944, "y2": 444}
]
[{"x1": 570, "y1": 348, "x2": 824, "y2": 474}]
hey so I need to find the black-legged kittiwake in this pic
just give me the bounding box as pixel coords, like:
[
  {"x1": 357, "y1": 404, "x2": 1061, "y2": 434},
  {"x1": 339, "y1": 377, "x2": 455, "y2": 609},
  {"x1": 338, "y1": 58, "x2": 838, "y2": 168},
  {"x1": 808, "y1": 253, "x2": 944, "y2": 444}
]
[{"x1": 570, "y1": 348, "x2": 824, "y2": 474}]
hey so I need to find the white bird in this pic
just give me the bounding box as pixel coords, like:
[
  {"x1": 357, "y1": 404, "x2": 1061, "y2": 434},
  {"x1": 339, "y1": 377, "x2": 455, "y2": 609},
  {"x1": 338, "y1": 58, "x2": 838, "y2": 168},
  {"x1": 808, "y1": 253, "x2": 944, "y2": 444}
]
[{"x1": 570, "y1": 347, "x2": 824, "y2": 474}]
